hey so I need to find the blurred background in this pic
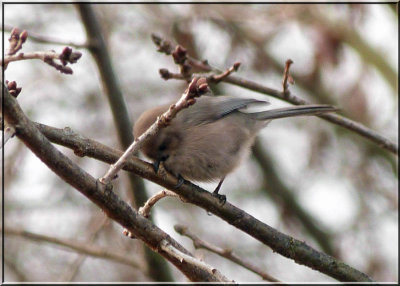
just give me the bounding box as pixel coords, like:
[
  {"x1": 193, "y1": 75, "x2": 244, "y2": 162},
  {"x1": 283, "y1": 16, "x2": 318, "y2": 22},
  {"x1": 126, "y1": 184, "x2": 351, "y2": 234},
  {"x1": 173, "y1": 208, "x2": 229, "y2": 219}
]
[{"x1": 2, "y1": 3, "x2": 398, "y2": 283}]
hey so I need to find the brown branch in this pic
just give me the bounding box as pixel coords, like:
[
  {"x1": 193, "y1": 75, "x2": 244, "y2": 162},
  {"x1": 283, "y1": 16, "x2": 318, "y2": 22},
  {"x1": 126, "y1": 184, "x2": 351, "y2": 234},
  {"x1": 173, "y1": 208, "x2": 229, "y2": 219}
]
[
  {"x1": 3, "y1": 24, "x2": 88, "y2": 49},
  {"x1": 1, "y1": 48, "x2": 82, "y2": 74},
  {"x1": 175, "y1": 224, "x2": 280, "y2": 282},
  {"x1": 159, "y1": 240, "x2": 232, "y2": 282},
  {"x1": 76, "y1": 6, "x2": 166, "y2": 279},
  {"x1": 3, "y1": 226, "x2": 143, "y2": 270},
  {"x1": 139, "y1": 189, "x2": 182, "y2": 218},
  {"x1": 23, "y1": 122, "x2": 374, "y2": 282},
  {"x1": 99, "y1": 76, "x2": 209, "y2": 185},
  {"x1": 252, "y1": 139, "x2": 336, "y2": 256},
  {"x1": 152, "y1": 34, "x2": 398, "y2": 156},
  {"x1": 2, "y1": 26, "x2": 82, "y2": 74},
  {"x1": 159, "y1": 68, "x2": 186, "y2": 80},
  {"x1": 224, "y1": 75, "x2": 398, "y2": 155},
  {"x1": 209, "y1": 62, "x2": 241, "y2": 83},
  {"x1": 76, "y1": 4, "x2": 150, "y2": 211},
  {"x1": 2, "y1": 85, "x2": 230, "y2": 282},
  {"x1": 124, "y1": 190, "x2": 183, "y2": 238},
  {"x1": 282, "y1": 59, "x2": 294, "y2": 94}
]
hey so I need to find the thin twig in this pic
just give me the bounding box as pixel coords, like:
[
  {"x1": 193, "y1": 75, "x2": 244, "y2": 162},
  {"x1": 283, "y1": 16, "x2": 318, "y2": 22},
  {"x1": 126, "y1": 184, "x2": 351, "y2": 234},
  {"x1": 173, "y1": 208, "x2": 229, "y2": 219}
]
[
  {"x1": 139, "y1": 189, "x2": 182, "y2": 218},
  {"x1": 175, "y1": 224, "x2": 280, "y2": 282},
  {"x1": 2, "y1": 48, "x2": 82, "y2": 74},
  {"x1": 3, "y1": 227, "x2": 142, "y2": 269},
  {"x1": 209, "y1": 62, "x2": 241, "y2": 83},
  {"x1": 3, "y1": 24, "x2": 88, "y2": 49},
  {"x1": 152, "y1": 34, "x2": 398, "y2": 156},
  {"x1": 2, "y1": 27, "x2": 81, "y2": 73},
  {"x1": 99, "y1": 76, "x2": 209, "y2": 185},
  {"x1": 159, "y1": 240, "x2": 233, "y2": 283},
  {"x1": 282, "y1": 59, "x2": 294, "y2": 94},
  {"x1": 124, "y1": 190, "x2": 183, "y2": 238}
]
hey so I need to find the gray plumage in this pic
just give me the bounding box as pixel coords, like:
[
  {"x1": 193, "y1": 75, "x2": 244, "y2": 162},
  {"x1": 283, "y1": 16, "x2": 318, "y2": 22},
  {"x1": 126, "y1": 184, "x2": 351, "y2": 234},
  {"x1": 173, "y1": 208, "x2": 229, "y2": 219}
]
[{"x1": 134, "y1": 95, "x2": 336, "y2": 190}]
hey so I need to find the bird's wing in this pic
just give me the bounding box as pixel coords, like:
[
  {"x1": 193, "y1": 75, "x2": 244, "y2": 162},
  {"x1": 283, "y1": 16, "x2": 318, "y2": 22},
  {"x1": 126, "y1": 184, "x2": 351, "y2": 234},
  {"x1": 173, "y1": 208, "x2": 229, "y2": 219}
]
[{"x1": 179, "y1": 95, "x2": 269, "y2": 126}]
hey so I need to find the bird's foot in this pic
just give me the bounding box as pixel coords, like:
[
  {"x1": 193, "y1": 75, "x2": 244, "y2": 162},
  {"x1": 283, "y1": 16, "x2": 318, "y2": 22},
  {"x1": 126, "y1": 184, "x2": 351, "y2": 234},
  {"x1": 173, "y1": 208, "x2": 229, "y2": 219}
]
[
  {"x1": 212, "y1": 190, "x2": 226, "y2": 206},
  {"x1": 174, "y1": 174, "x2": 185, "y2": 189}
]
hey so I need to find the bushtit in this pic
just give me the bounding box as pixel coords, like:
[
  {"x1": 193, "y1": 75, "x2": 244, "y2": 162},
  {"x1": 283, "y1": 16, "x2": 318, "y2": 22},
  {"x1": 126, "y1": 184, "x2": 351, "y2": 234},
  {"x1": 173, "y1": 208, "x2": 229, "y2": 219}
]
[{"x1": 134, "y1": 95, "x2": 336, "y2": 200}]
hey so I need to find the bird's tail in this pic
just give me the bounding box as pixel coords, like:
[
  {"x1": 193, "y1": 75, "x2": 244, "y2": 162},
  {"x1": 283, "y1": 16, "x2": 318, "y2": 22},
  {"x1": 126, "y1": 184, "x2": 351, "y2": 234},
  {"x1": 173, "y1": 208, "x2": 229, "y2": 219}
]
[{"x1": 250, "y1": 104, "x2": 338, "y2": 121}]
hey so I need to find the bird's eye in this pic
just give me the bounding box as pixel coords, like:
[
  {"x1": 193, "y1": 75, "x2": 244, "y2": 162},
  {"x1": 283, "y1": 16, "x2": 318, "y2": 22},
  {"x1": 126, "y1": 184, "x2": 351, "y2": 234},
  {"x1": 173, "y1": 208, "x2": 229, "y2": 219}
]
[{"x1": 159, "y1": 143, "x2": 167, "y2": 151}]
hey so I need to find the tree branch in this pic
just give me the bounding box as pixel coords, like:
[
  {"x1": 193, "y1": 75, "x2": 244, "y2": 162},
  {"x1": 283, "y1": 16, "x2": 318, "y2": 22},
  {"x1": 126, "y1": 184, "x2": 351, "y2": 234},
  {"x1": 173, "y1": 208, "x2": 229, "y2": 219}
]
[
  {"x1": 252, "y1": 139, "x2": 336, "y2": 256},
  {"x1": 76, "y1": 4, "x2": 149, "y2": 208},
  {"x1": 99, "y1": 76, "x2": 209, "y2": 185},
  {"x1": 152, "y1": 34, "x2": 398, "y2": 156},
  {"x1": 2, "y1": 85, "x2": 230, "y2": 282},
  {"x1": 21, "y1": 120, "x2": 374, "y2": 282},
  {"x1": 282, "y1": 59, "x2": 294, "y2": 94},
  {"x1": 3, "y1": 24, "x2": 88, "y2": 49},
  {"x1": 2, "y1": 42, "x2": 81, "y2": 74},
  {"x1": 76, "y1": 5, "x2": 171, "y2": 280},
  {"x1": 139, "y1": 189, "x2": 182, "y2": 218},
  {"x1": 175, "y1": 224, "x2": 280, "y2": 282},
  {"x1": 159, "y1": 240, "x2": 232, "y2": 282},
  {"x1": 3, "y1": 226, "x2": 143, "y2": 270}
]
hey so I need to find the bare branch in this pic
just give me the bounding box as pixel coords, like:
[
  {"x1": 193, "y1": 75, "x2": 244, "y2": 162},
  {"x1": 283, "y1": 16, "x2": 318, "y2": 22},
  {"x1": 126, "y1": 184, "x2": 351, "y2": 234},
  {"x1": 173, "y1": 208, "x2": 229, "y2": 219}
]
[
  {"x1": 208, "y1": 62, "x2": 241, "y2": 83},
  {"x1": 99, "y1": 76, "x2": 209, "y2": 185},
  {"x1": 3, "y1": 226, "x2": 143, "y2": 269},
  {"x1": 159, "y1": 68, "x2": 186, "y2": 81},
  {"x1": 282, "y1": 59, "x2": 294, "y2": 94},
  {"x1": 139, "y1": 189, "x2": 182, "y2": 218},
  {"x1": 159, "y1": 240, "x2": 233, "y2": 283},
  {"x1": 3, "y1": 84, "x2": 229, "y2": 282},
  {"x1": 22, "y1": 120, "x2": 374, "y2": 282},
  {"x1": 175, "y1": 224, "x2": 280, "y2": 282},
  {"x1": 2, "y1": 26, "x2": 82, "y2": 73},
  {"x1": 2, "y1": 47, "x2": 82, "y2": 74},
  {"x1": 124, "y1": 190, "x2": 183, "y2": 239},
  {"x1": 152, "y1": 34, "x2": 398, "y2": 156},
  {"x1": 3, "y1": 24, "x2": 88, "y2": 49}
]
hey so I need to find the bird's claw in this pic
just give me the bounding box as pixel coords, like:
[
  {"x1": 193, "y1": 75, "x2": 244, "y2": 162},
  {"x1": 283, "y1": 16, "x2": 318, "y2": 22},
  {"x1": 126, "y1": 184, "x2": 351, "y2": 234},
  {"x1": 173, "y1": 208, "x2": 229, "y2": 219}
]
[
  {"x1": 212, "y1": 191, "x2": 226, "y2": 206},
  {"x1": 174, "y1": 175, "x2": 185, "y2": 189}
]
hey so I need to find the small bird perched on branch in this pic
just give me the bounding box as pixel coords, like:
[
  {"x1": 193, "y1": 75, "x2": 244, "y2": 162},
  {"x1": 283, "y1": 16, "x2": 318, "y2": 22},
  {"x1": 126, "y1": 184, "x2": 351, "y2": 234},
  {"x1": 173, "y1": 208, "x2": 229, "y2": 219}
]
[{"x1": 134, "y1": 95, "x2": 337, "y2": 202}]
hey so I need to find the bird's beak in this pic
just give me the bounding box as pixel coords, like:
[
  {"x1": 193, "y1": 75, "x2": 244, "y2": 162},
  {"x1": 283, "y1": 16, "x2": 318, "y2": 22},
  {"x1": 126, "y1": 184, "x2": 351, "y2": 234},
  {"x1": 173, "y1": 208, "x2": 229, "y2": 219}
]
[{"x1": 152, "y1": 159, "x2": 161, "y2": 173}]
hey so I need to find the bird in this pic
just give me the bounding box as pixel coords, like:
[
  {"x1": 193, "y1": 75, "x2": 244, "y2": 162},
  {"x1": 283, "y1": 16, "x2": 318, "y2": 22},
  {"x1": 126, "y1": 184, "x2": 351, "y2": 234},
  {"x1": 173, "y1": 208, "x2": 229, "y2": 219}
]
[{"x1": 133, "y1": 95, "x2": 336, "y2": 201}]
